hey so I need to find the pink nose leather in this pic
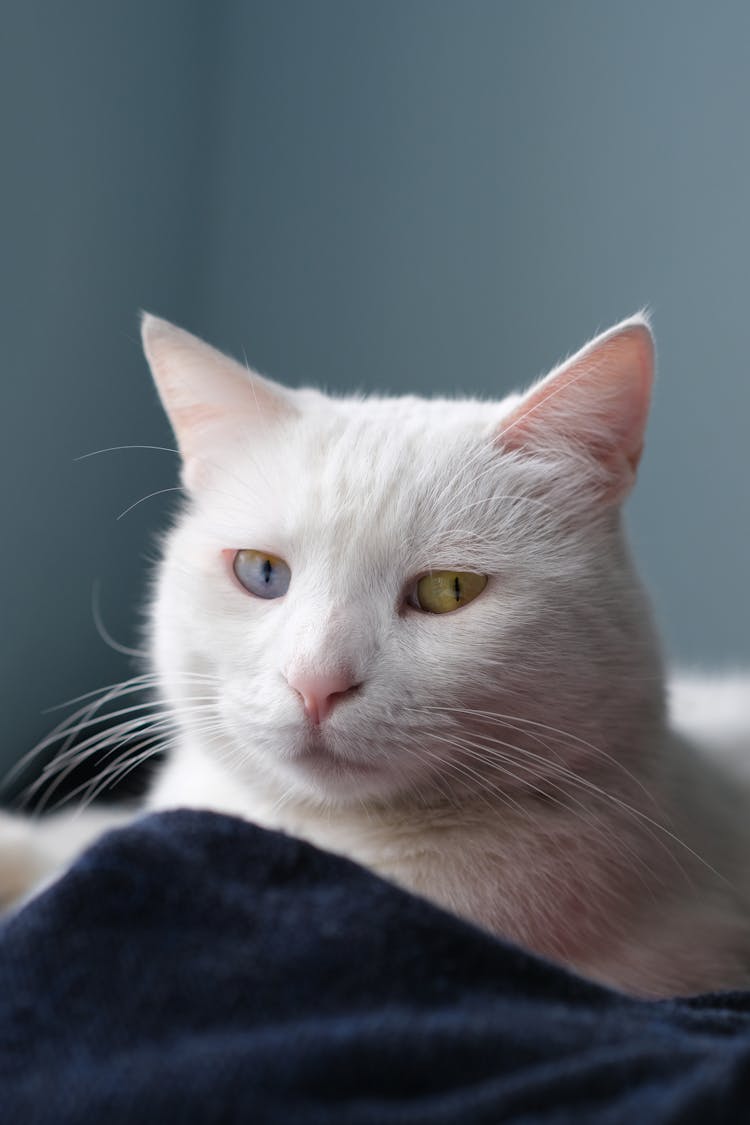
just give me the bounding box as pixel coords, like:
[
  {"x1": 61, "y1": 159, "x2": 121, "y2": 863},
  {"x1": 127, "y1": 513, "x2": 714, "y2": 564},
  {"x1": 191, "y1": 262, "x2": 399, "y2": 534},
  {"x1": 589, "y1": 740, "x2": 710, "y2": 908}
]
[{"x1": 287, "y1": 670, "x2": 359, "y2": 725}]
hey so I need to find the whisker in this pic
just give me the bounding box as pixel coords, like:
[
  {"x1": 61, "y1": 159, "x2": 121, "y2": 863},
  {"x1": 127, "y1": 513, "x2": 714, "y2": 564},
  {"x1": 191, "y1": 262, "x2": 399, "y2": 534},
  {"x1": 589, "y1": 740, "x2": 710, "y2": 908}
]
[
  {"x1": 116, "y1": 486, "x2": 183, "y2": 521},
  {"x1": 35, "y1": 716, "x2": 227, "y2": 815},
  {"x1": 422, "y1": 705, "x2": 657, "y2": 803},
  {"x1": 41, "y1": 671, "x2": 221, "y2": 714},
  {"x1": 90, "y1": 579, "x2": 147, "y2": 659},
  {"x1": 31, "y1": 696, "x2": 220, "y2": 759},
  {"x1": 404, "y1": 732, "x2": 531, "y2": 819},
  {"x1": 75, "y1": 444, "x2": 180, "y2": 461},
  {"x1": 4, "y1": 676, "x2": 219, "y2": 800},
  {"x1": 33, "y1": 701, "x2": 218, "y2": 780}
]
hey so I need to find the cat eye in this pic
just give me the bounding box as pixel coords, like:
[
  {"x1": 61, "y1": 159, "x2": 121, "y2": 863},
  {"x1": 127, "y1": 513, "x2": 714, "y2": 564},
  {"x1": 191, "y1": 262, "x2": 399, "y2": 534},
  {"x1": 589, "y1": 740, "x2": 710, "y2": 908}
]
[
  {"x1": 411, "y1": 571, "x2": 488, "y2": 614},
  {"x1": 232, "y1": 550, "x2": 291, "y2": 599}
]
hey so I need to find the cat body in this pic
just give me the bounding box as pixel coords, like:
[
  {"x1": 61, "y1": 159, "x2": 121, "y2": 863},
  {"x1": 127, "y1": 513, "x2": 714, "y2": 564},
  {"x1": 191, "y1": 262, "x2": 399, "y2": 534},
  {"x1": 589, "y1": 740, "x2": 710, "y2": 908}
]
[{"x1": 2, "y1": 313, "x2": 749, "y2": 997}]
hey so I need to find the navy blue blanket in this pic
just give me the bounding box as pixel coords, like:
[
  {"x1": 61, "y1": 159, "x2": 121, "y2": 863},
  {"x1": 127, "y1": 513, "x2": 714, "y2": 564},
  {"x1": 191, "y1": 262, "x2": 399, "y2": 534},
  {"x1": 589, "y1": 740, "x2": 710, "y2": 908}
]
[{"x1": 2, "y1": 811, "x2": 750, "y2": 1123}]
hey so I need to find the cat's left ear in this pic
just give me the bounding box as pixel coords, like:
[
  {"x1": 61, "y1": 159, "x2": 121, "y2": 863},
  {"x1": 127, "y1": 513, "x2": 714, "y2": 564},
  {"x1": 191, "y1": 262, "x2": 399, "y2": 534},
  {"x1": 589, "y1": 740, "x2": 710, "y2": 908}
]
[
  {"x1": 497, "y1": 314, "x2": 654, "y2": 502},
  {"x1": 141, "y1": 313, "x2": 293, "y2": 490}
]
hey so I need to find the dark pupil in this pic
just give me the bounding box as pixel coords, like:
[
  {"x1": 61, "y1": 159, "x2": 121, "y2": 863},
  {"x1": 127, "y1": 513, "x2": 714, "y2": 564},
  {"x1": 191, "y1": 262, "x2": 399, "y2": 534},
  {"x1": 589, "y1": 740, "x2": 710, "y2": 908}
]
[
  {"x1": 262, "y1": 559, "x2": 273, "y2": 584},
  {"x1": 453, "y1": 576, "x2": 461, "y2": 602}
]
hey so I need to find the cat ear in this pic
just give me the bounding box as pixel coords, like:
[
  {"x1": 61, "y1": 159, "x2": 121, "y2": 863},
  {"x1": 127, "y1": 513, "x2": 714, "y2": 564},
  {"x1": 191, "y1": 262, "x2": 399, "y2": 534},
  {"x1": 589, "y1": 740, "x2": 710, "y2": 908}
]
[
  {"x1": 497, "y1": 314, "x2": 654, "y2": 502},
  {"x1": 141, "y1": 313, "x2": 292, "y2": 489}
]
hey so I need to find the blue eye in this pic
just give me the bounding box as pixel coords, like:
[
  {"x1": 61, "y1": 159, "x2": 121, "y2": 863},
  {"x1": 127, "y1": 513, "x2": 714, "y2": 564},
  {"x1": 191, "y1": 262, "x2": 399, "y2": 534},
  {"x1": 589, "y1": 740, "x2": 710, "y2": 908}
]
[{"x1": 232, "y1": 550, "x2": 291, "y2": 599}]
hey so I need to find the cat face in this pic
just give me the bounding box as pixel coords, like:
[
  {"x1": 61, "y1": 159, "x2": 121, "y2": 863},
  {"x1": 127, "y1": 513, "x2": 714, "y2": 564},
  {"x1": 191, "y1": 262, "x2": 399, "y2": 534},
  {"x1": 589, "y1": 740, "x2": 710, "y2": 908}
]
[{"x1": 144, "y1": 315, "x2": 662, "y2": 807}]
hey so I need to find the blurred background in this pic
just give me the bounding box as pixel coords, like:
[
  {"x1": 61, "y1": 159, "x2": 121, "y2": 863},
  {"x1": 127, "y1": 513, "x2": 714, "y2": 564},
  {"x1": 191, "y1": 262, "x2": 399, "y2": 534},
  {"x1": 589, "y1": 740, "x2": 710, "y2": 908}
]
[{"x1": 2, "y1": 1, "x2": 749, "y2": 788}]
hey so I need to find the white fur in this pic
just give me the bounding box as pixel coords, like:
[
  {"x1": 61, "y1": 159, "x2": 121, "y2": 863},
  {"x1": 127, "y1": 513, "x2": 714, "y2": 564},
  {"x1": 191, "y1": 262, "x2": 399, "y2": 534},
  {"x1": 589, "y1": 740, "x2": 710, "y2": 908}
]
[{"x1": 2, "y1": 314, "x2": 748, "y2": 998}]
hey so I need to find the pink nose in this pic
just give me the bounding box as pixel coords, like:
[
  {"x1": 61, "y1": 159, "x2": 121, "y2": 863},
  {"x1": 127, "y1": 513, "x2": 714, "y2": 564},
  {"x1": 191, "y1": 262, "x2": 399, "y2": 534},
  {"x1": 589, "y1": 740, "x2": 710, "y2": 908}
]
[{"x1": 287, "y1": 669, "x2": 360, "y2": 725}]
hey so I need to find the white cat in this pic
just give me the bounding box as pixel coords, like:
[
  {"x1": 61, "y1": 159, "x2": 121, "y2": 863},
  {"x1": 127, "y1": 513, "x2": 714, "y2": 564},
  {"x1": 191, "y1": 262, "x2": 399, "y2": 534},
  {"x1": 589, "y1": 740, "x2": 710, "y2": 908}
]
[{"x1": 2, "y1": 313, "x2": 749, "y2": 998}]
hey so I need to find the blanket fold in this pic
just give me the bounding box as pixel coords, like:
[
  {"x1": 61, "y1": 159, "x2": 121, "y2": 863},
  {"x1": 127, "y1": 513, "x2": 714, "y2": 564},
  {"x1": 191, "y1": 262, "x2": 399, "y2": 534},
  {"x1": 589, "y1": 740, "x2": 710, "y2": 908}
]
[{"x1": 1, "y1": 810, "x2": 749, "y2": 1123}]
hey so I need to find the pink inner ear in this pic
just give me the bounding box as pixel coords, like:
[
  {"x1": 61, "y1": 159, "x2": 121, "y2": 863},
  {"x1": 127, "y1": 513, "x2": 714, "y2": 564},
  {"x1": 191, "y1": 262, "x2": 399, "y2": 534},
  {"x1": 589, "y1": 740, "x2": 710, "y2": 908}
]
[
  {"x1": 173, "y1": 402, "x2": 226, "y2": 434},
  {"x1": 141, "y1": 313, "x2": 295, "y2": 476},
  {"x1": 497, "y1": 320, "x2": 654, "y2": 497}
]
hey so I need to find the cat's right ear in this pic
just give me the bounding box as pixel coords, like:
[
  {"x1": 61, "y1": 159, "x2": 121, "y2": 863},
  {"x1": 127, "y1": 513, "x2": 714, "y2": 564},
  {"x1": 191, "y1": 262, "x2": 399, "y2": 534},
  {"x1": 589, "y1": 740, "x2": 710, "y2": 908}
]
[{"x1": 141, "y1": 313, "x2": 293, "y2": 490}]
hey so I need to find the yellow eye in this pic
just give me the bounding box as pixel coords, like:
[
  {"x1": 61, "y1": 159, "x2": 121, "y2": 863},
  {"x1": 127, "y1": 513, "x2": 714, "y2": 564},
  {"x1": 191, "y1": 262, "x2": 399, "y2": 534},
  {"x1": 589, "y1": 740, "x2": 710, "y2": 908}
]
[{"x1": 414, "y1": 571, "x2": 488, "y2": 614}]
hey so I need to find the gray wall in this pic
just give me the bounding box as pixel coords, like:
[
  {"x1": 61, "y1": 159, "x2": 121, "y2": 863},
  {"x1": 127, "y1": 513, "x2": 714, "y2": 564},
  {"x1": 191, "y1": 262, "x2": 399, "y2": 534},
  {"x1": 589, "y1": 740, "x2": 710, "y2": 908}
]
[{"x1": 2, "y1": 1, "x2": 749, "y2": 778}]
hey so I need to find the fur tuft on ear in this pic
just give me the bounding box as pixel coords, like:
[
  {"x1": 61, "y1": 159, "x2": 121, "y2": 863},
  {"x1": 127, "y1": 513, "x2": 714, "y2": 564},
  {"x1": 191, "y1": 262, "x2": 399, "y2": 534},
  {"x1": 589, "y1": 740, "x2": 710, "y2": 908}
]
[
  {"x1": 497, "y1": 314, "x2": 654, "y2": 502},
  {"x1": 141, "y1": 313, "x2": 292, "y2": 490}
]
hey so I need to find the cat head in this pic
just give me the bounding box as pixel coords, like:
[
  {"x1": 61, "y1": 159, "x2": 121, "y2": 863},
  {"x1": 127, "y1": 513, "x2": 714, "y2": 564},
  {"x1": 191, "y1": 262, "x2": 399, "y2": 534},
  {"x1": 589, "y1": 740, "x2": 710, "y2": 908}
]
[{"x1": 143, "y1": 313, "x2": 663, "y2": 808}]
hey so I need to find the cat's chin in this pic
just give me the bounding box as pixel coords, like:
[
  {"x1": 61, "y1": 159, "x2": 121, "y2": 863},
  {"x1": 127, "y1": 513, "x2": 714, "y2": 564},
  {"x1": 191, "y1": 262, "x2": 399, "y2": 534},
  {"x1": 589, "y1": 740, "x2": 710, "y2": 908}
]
[
  {"x1": 295, "y1": 740, "x2": 379, "y2": 778},
  {"x1": 275, "y1": 733, "x2": 396, "y2": 803}
]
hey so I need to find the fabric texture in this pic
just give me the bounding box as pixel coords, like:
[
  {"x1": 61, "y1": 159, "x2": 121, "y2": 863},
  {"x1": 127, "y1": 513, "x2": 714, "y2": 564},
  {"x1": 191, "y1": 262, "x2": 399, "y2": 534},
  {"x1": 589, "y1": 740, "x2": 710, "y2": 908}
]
[{"x1": 1, "y1": 809, "x2": 750, "y2": 1124}]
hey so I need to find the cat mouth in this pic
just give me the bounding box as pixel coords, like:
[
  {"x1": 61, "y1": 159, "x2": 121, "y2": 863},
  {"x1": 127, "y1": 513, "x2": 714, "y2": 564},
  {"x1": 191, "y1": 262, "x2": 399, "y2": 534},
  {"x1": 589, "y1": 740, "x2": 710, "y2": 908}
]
[{"x1": 293, "y1": 734, "x2": 379, "y2": 776}]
